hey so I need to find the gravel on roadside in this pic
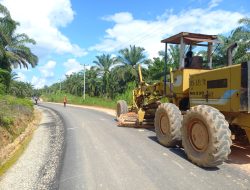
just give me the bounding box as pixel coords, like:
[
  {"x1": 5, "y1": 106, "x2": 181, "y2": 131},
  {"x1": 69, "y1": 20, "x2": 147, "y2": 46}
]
[{"x1": 0, "y1": 106, "x2": 65, "y2": 190}]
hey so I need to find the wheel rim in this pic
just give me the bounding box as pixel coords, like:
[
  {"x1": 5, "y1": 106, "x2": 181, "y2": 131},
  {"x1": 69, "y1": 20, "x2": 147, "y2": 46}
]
[
  {"x1": 188, "y1": 119, "x2": 209, "y2": 152},
  {"x1": 160, "y1": 114, "x2": 170, "y2": 135}
]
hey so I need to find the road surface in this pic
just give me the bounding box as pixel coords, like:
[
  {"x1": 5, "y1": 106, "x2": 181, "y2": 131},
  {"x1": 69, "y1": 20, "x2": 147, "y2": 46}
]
[{"x1": 42, "y1": 102, "x2": 250, "y2": 190}]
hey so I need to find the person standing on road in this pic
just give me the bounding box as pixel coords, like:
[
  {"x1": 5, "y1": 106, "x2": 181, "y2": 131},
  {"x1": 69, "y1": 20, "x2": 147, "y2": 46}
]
[
  {"x1": 34, "y1": 96, "x2": 39, "y2": 105},
  {"x1": 35, "y1": 96, "x2": 38, "y2": 105},
  {"x1": 63, "y1": 96, "x2": 67, "y2": 107}
]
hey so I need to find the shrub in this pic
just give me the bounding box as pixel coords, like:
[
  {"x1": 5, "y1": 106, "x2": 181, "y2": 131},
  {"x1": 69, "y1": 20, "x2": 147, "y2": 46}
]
[
  {"x1": 0, "y1": 95, "x2": 33, "y2": 129},
  {"x1": 1, "y1": 116, "x2": 14, "y2": 127}
]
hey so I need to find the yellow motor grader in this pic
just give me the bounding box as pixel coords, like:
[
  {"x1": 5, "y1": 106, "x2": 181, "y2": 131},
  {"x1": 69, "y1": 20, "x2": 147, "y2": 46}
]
[{"x1": 116, "y1": 32, "x2": 250, "y2": 167}]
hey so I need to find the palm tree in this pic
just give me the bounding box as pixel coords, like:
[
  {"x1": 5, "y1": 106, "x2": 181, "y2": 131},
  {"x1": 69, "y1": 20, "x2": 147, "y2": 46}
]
[
  {"x1": 85, "y1": 67, "x2": 101, "y2": 96},
  {"x1": 211, "y1": 35, "x2": 231, "y2": 68},
  {"x1": 9, "y1": 80, "x2": 33, "y2": 98},
  {"x1": 212, "y1": 17, "x2": 250, "y2": 67},
  {"x1": 93, "y1": 54, "x2": 117, "y2": 97},
  {"x1": 0, "y1": 3, "x2": 38, "y2": 71},
  {"x1": 147, "y1": 57, "x2": 165, "y2": 81},
  {"x1": 118, "y1": 45, "x2": 146, "y2": 66},
  {"x1": 64, "y1": 73, "x2": 84, "y2": 96},
  {"x1": 231, "y1": 17, "x2": 250, "y2": 63},
  {"x1": 117, "y1": 45, "x2": 147, "y2": 84},
  {"x1": 0, "y1": 68, "x2": 10, "y2": 93},
  {"x1": 0, "y1": 4, "x2": 38, "y2": 93},
  {"x1": 233, "y1": 18, "x2": 250, "y2": 41},
  {"x1": 168, "y1": 45, "x2": 180, "y2": 69},
  {"x1": 146, "y1": 46, "x2": 179, "y2": 82}
]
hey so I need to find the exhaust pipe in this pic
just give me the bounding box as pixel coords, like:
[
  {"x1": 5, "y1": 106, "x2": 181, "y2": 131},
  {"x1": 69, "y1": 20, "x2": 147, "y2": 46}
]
[{"x1": 227, "y1": 43, "x2": 237, "y2": 66}]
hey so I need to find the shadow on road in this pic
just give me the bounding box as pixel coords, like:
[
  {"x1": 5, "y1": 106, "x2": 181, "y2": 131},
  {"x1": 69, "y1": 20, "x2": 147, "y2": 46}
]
[
  {"x1": 146, "y1": 135, "x2": 250, "y2": 171},
  {"x1": 147, "y1": 136, "x2": 220, "y2": 171},
  {"x1": 116, "y1": 120, "x2": 250, "y2": 172},
  {"x1": 148, "y1": 135, "x2": 187, "y2": 160},
  {"x1": 104, "y1": 112, "x2": 250, "y2": 173},
  {"x1": 227, "y1": 142, "x2": 250, "y2": 165}
]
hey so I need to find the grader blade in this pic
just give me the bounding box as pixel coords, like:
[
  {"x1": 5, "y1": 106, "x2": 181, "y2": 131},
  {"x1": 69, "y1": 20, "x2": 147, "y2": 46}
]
[
  {"x1": 117, "y1": 112, "x2": 154, "y2": 128},
  {"x1": 117, "y1": 112, "x2": 138, "y2": 127}
]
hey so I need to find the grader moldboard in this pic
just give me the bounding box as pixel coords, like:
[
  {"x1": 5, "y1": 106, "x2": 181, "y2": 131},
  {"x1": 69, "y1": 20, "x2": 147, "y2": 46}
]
[{"x1": 116, "y1": 32, "x2": 250, "y2": 167}]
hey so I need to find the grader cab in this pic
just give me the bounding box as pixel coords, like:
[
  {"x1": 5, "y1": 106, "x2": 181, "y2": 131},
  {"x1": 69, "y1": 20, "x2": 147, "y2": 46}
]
[{"x1": 116, "y1": 32, "x2": 250, "y2": 167}]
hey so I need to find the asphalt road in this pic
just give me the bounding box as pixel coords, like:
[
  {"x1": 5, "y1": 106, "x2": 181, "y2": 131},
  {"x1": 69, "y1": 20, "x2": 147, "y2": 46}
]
[{"x1": 41, "y1": 102, "x2": 250, "y2": 190}]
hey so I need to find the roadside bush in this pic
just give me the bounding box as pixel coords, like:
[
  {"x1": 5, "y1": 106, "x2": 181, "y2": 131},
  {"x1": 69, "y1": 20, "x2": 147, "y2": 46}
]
[
  {"x1": 4, "y1": 96, "x2": 33, "y2": 109},
  {"x1": 42, "y1": 93, "x2": 116, "y2": 109},
  {"x1": 115, "y1": 82, "x2": 135, "y2": 105},
  {"x1": 42, "y1": 82, "x2": 136, "y2": 109},
  {"x1": 0, "y1": 84, "x2": 5, "y2": 95},
  {"x1": 0, "y1": 96, "x2": 34, "y2": 145},
  {"x1": 0, "y1": 116, "x2": 14, "y2": 127}
]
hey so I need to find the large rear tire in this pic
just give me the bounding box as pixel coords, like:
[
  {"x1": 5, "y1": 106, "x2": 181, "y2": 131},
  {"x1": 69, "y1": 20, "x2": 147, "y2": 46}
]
[
  {"x1": 116, "y1": 100, "x2": 128, "y2": 120},
  {"x1": 154, "y1": 103, "x2": 182, "y2": 147},
  {"x1": 182, "y1": 105, "x2": 232, "y2": 167}
]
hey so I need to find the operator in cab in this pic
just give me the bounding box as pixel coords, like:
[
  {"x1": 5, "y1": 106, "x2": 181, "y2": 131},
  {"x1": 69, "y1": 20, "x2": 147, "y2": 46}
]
[{"x1": 185, "y1": 45, "x2": 193, "y2": 68}]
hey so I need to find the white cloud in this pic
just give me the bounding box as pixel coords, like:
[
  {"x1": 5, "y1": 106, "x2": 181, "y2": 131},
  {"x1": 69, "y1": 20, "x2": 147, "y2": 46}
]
[
  {"x1": 29, "y1": 60, "x2": 57, "y2": 88},
  {"x1": 16, "y1": 72, "x2": 27, "y2": 82},
  {"x1": 103, "y1": 12, "x2": 133, "y2": 24},
  {"x1": 31, "y1": 76, "x2": 46, "y2": 89},
  {"x1": 0, "y1": 0, "x2": 87, "y2": 57},
  {"x1": 39, "y1": 60, "x2": 57, "y2": 78},
  {"x1": 63, "y1": 58, "x2": 91, "y2": 75},
  {"x1": 64, "y1": 59, "x2": 84, "y2": 75},
  {"x1": 208, "y1": 0, "x2": 223, "y2": 9},
  {"x1": 91, "y1": 8, "x2": 245, "y2": 58}
]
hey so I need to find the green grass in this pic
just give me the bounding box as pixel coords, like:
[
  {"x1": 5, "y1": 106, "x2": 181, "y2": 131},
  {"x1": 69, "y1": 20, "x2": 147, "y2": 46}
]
[
  {"x1": 0, "y1": 95, "x2": 35, "y2": 176},
  {"x1": 0, "y1": 95, "x2": 33, "y2": 129},
  {"x1": 42, "y1": 93, "x2": 117, "y2": 109},
  {"x1": 0, "y1": 134, "x2": 33, "y2": 177},
  {"x1": 0, "y1": 95, "x2": 33, "y2": 108},
  {"x1": 0, "y1": 95, "x2": 34, "y2": 148},
  {"x1": 114, "y1": 82, "x2": 135, "y2": 105},
  {"x1": 42, "y1": 83, "x2": 137, "y2": 109}
]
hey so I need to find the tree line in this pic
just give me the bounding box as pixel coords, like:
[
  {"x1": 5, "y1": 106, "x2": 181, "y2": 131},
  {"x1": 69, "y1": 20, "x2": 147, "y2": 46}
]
[
  {"x1": 0, "y1": 3, "x2": 249, "y2": 100},
  {"x1": 42, "y1": 17, "x2": 250, "y2": 100}
]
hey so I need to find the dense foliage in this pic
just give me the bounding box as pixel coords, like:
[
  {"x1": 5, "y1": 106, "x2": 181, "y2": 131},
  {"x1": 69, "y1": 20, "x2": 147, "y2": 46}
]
[
  {"x1": 0, "y1": 95, "x2": 33, "y2": 145},
  {"x1": 0, "y1": 4, "x2": 38, "y2": 95},
  {"x1": 41, "y1": 17, "x2": 250, "y2": 101},
  {"x1": 0, "y1": 3, "x2": 249, "y2": 104}
]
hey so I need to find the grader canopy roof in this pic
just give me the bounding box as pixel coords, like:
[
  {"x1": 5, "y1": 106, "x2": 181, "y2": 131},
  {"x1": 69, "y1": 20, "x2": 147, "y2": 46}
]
[{"x1": 161, "y1": 32, "x2": 218, "y2": 45}]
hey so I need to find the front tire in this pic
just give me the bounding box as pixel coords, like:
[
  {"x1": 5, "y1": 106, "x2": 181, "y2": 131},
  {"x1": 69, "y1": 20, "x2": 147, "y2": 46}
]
[
  {"x1": 154, "y1": 103, "x2": 182, "y2": 147},
  {"x1": 116, "y1": 100, "x2": 128, "y2": 120},
  {"x1": 182, "y1": 105, "x2": 232, "y2": 167}
]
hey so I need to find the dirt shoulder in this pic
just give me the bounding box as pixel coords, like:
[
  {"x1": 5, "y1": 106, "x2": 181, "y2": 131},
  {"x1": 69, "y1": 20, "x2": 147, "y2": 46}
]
[
  {"x1": 48, "y1": 102, "x2": 116, "y2": 117},
  {"x1": 0, "y1": 106, "x2": 65, "y2": 189},
  {"x1": 0, "y1": 109, "x2": 41, "y2": 174}
]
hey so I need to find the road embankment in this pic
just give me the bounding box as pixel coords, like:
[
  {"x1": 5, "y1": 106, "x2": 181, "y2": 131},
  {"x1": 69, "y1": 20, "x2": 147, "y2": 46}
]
[
  {"x1": 0, "y1": 106, "x2": 65, "y2": 190},
  {"x1": 0, "y1": 109, "x2": 41, "y2": 176}
]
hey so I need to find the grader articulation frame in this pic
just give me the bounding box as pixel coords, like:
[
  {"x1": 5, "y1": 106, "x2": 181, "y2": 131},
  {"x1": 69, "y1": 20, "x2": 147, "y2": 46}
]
[{"x1": 116, "y1": 32, "x2": 250, "y2": 167}]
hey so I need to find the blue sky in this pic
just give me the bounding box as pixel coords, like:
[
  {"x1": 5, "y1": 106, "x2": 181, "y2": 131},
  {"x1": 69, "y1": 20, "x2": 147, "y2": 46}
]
[{"x1": 0, "y1": 0, "x2": 249, "y2": 88}]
